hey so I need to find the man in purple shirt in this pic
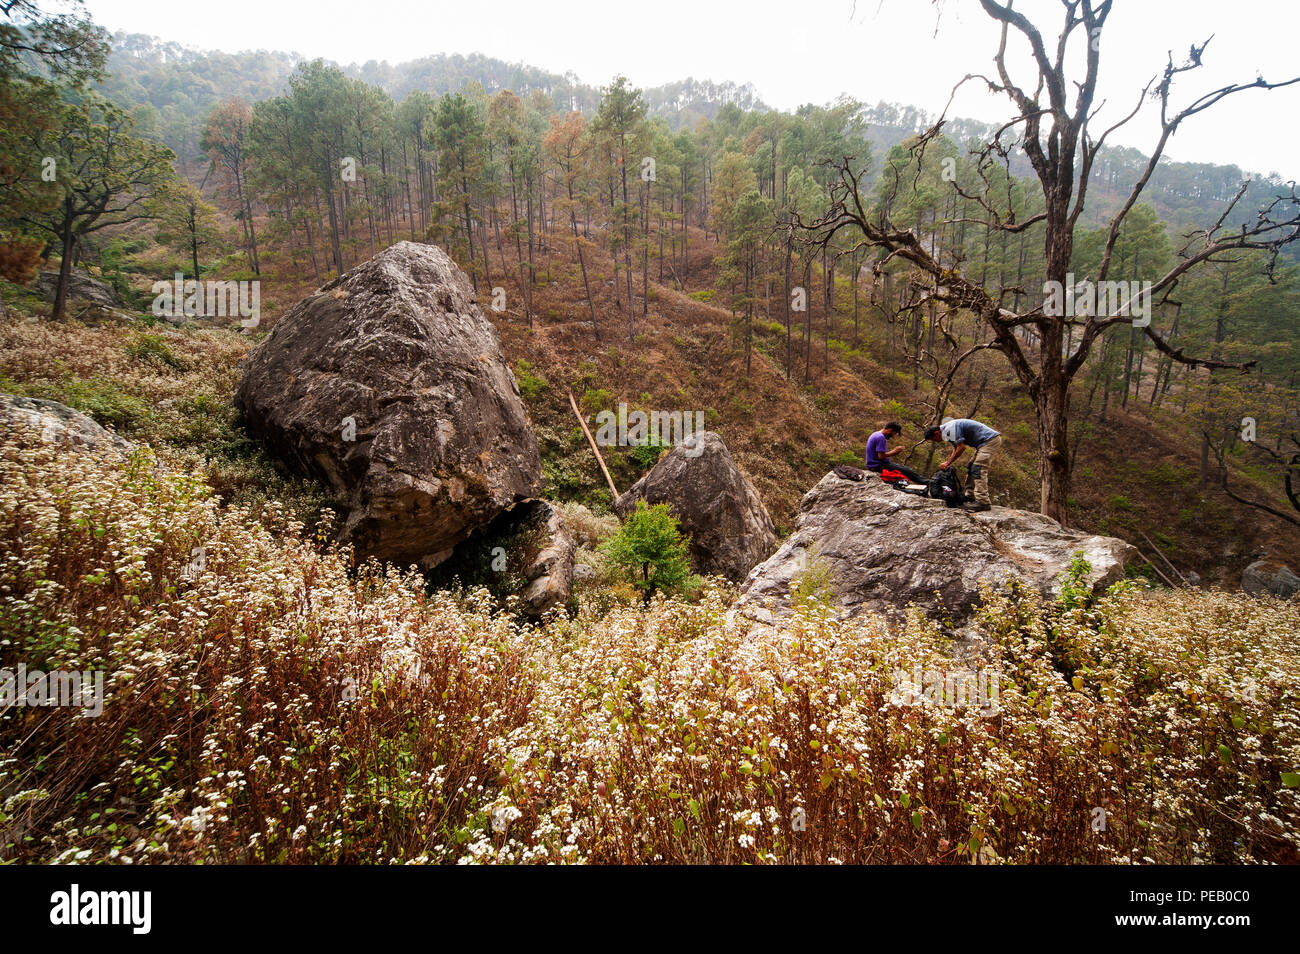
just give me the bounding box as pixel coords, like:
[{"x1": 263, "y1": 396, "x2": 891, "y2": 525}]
[{"x1": 865, "y1": 422, "x2": 924, "y2": 482}]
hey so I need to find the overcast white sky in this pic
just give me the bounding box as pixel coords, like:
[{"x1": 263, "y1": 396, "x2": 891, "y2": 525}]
[{"x1": 83, "y1": 0, "x2": 1300, "y2": 178}]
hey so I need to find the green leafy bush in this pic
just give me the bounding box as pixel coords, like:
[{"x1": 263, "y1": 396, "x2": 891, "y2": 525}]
[
  {"x1": 601, "y1": 501, "x2": 694, "y2": 600},
  {"x1": 513, "y1": 359, "x2": 548, "y2": 400},
  {"x1": 629, "y1": 434, "x2": 666, "y2": 470},
  {"x1": 881, "y1": 399, "x2": 908, "y2": 421},
  {"x1": 126, "y1": 332, "x2": 185, "y2": 370},
  {"x1": 832, "y1": 449, "x2": 861, "y2": 466},
  {"x1": 58, "y1": 376, "x2": 151, "y2": 432},
  {"x1": 1055, "y1": 551, "x2": 1093, "y2": 611},
  {"x1": 580, "y1": 388, "x2": 614, "y2": 415}
]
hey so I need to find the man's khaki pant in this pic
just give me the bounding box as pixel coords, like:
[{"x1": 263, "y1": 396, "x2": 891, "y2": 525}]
[{"x1": 969, "y1": 435, "x2": 1001, "y2": 505}]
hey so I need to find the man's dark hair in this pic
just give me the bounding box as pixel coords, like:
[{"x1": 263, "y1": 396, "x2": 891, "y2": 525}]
[
  {"x1": 883, "y1": 421, "x2": 902, "y2": 433},
  {"x1": 924, "y1": 425, "x2": 942, "y2": 440}
]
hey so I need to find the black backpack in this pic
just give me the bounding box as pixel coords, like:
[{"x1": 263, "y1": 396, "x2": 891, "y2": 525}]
[{"x1": 928, "y1": 466, "x2": 965, "y2": 507}]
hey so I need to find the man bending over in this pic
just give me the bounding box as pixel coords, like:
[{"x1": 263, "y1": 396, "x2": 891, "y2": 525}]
[{"x1": 923, "y1": 418, "x2": 1002, "y2": 511}]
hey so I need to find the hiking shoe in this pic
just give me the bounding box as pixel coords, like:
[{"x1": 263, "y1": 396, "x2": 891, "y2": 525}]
[{"x1": 965, "y1": 502, "x2": 991, "y2": 512}]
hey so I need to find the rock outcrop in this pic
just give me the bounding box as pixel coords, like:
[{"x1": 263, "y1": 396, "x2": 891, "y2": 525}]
[
  {"x1": 1, "y1": 394, "x2": 133, "y2": 456},
  {"x1": 1242, "y1": 558, "x2": 1300, "y2": 600},
  {"x1": 234, "y1": 241, "x2": 542, "y2": 569},
  {"x1": 736, "y1": 470, "x2": 1138, "y2": 627},
  {"x1": 423, "y1": 497, "x2": 575, "y2": 617},
  {"x1": 37, "y1": 270, "x2": 123, "y2": 308},
  {"x1": 516, "y1": 499, "x2": 576, "y2": 616},
  {"x1": 614, "y1": 431, "x2": 776, "y2": 581}
]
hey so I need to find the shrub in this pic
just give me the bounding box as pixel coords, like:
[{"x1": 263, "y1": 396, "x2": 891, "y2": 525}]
[
  {"x1": 557, "y1": 501, "x2": 619, "y2": 550},
  {"x1": 0, "y1": 423, "x2": 535, "y2": 863},
  {"x1": 512, "y1": 359, "x2": 548, "y2": 401},
  {"x1": 580, "y1": 388, "x2": 614, "y2": 415},
  {"x1": 1055, "y1": 551, "x2": 1093, "y2": 610},
  {"x1": 1147, "y1": 461, "x2": 1194, "y2": 485},
  {"x1": 729, "y1": 396, "x2": 753, "y2": 418},
  {"x1": 832, "y1": 449, "x2": 861, "y2": 466},
  {"x1": 542, "y1": 456, "x2": 586, "y2": 498},
  {"x1": 600, "y1": 501, "x2": 694, "y2": 601},
  {"x1": 881, "y1": 399, "x2": 908, "y2": 422},
  {"x1": 790, "y1": 549, "x2": 836, "y2": 613},
  {"x1": 629, "y1": 434, "x2": 666, "y2": 470},
  {"x1": 126, "y1": 332, "x2": 186, "y2": 370},
  {"x1": 0, "y1": 235, "x2": 43, "y2": 283},
  {"x1": 58, "y1": 376, "x2": 152, "y2": 433}
]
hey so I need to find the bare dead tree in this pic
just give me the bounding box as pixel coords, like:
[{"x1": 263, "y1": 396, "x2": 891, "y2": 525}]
[
  {"x1": 801, "y1": 0, "x2": 1300, "y2": 525},
  {"x1": 1204, "y1": 432, "x2": 1300, "y2": 529}
]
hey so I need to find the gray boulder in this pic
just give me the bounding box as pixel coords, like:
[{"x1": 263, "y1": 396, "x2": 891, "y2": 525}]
[
  {"x1": 1242, "y1": 559, "x2": 1300, "y2": 599},
  {"x1": 517, "y1": 499, "x2": 576, "y2": 617},
  {"x1": 735, "y1": 470, "x2": 1138, "y2": 627},
  {"x1": 614, "y1": 431, "x2": 776, "y2": 582},
  {"x1": 0, "y1": 394, "x2": 133, "y2": 456},
  {"x1": 37, "y1": 270, "x2": 123, "y2": 308},
  {"x1": 234, "y1": 241, "x2": 542, "y2": 569}
]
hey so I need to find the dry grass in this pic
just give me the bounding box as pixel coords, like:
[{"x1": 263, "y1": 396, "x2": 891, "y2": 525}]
[
  {"x1": 557, "y1": 501, "x2": 619, "y2": 550},
  {"x1": 0, "y1": 313, "x2": 334, "y2": 528},
  {"x1": 2, "y1": 422, "x2": 1295, "y2": 864}
]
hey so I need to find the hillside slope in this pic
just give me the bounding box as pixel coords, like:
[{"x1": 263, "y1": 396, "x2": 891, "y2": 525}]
[{"x1": 1, "y1": 224, "x2": 1295, "y2": 586}]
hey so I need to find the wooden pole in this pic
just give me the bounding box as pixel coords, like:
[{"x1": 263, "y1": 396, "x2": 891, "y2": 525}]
[
  {"x1": 568, "y1": 391, "x2": 619, "y2": 499},
  {"x1": 1138, "y1": 551, "x2": 1179, "y2": 589},
  {"x1": 1141, "y1": 531, "x2": 1188, "y2": 586}
]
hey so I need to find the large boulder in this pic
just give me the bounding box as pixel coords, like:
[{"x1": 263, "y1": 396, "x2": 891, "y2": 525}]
[
  {"x1": 37, "y1": 270, "x2": 123, "y2": 308},
  {"x1": 234, "y1": 241, "x2": 542, "y2": 569},
  {"x1": 613, "y1": 431, "x2": 776, "y2": 582},
  {"x1": 0, "y1": 394, "x2": 133, "y2": 456},
  {"x1": 735, "y1": 470, "x2": 1138, "y2": 627},
  {"x1": 1242, "y1": 558, "x2": 1300, "y2": 600}
]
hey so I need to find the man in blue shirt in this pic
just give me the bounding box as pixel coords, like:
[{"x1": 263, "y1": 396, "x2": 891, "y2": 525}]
[
  {"x1": 865, "y1": 422, "x2": 924, "y2": 482},
  {"x1": 923, "y1": 418, "x2": 1002, "y2": 511}
]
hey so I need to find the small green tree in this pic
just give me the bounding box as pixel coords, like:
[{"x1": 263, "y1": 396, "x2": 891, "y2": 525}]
[
  {"x1": 602, "y1": 501, "x2": 693, "y2": 600},
  {"x1": 156, "y1": 180, "x2": 223, "y2": 282}
]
